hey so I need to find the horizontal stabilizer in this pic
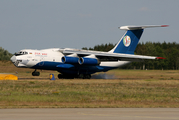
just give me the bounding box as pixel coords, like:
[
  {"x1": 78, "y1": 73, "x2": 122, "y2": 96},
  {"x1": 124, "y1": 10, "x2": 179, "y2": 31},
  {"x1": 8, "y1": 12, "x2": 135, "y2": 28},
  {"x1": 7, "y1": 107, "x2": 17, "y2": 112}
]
[{"x1": 119, "y1": 25, "x2": 168, "y2": 30}]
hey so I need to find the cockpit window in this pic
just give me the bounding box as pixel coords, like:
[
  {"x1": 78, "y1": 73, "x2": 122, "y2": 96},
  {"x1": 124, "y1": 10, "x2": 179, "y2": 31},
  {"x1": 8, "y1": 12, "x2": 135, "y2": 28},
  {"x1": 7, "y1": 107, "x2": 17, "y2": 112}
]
[{"x1": 15, "y1": 51, "x2": 28, "y2": 56}]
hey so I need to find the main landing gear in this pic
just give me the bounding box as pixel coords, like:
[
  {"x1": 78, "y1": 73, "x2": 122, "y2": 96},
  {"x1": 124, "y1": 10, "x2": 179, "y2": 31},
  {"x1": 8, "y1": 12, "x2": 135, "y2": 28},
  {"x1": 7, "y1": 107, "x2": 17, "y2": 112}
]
[
  {"x1": 31, "y1": 69, "x2": 91, "y2": 79},
  {"x1": 32, "y1": 70, "x2": 40, "y2": 76},
  {"x1": 78, "y1": 74, "x2": 91, "y2": 79},
  {"x1": 58, "y1": 74, "x2": 74, "y2": 79},
  {"x1": 58, "y1": 74, "x2": 91, "y2": 79}
]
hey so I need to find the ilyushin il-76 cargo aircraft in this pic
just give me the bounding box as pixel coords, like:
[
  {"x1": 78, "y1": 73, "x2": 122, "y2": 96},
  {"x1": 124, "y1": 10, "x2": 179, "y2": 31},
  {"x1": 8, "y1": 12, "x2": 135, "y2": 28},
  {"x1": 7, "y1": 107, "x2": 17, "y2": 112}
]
[{"x1": 11, "y1": 25, "x2": 167, "y2": 79}]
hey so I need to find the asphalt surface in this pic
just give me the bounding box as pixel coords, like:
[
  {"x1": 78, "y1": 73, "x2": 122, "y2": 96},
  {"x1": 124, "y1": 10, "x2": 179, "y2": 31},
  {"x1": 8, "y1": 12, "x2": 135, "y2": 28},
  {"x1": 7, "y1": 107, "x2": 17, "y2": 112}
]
[{"x1": 0, "y1": 108, "x2": 179, "y2": 120}]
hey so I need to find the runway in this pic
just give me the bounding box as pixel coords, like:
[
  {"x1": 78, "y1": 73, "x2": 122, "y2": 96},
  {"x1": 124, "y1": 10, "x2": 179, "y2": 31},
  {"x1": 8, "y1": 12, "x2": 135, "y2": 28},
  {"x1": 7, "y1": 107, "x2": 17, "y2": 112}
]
[{"x1": 0, "y1": 108, "x2": 179, "y2": 120}]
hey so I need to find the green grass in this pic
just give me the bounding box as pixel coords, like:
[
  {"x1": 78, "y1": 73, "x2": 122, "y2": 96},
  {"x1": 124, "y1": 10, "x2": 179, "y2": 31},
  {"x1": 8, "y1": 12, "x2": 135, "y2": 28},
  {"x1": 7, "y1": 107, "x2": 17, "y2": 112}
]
[
  {"x1": 0, "y1": 79, "x2": 179, "y2": 108},
  {"x1": 0, "y1": 62, "x2": 179, "y2": 108}
]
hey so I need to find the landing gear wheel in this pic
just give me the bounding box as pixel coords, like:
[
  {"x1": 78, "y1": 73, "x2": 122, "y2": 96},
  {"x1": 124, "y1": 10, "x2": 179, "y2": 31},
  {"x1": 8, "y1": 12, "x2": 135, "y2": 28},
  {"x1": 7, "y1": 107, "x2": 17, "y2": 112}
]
[
  {"x1": 32, "y1": 71, "x2": 40, "y2": 76},
  {"x1": 78, "y1": 74, "x2": 84, "y2": 79},
  {"x1": 84, "y1": 74, "x2": 91, "y2": 79},
  {"x1": 78, "y1": 74, "x2": 91, "y2": 79},
  {"x1": 58, "y1": 74, "x2": 74, "y2": 79},
  {"x1": 58, "y1": 74, "x2": 63, "y2": 79}
]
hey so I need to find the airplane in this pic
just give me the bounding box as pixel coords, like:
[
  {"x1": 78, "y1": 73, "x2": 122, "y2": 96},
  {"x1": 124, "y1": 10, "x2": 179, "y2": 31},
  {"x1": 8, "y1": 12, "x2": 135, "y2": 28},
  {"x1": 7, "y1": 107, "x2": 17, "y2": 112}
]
[{"x1": 10, "y1": 25, "x2": 167, "y2": 79}]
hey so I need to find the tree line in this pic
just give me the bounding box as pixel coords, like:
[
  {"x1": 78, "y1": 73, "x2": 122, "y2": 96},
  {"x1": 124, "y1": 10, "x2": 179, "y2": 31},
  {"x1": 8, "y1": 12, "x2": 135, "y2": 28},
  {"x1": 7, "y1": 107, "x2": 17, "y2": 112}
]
[
  {"x1": 0, "y1": 47, "x2": 13, "y2": 61},
  {"x1": 82, "y1": 42, "x2": 179, "y2": 70}
]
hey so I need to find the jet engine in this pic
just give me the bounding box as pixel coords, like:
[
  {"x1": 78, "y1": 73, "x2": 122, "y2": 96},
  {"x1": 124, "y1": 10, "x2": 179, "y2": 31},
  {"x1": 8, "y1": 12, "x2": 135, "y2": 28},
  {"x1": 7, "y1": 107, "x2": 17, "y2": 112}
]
[
  {"x1": 62, "y1": 54, "x2": 100, "y2": 66},
  {"x1": 61, "y1": 56, "x2": 79, "y2": 64},
  {"x1": 79, "y1": 57, "x2": 100, "y2": 65}
]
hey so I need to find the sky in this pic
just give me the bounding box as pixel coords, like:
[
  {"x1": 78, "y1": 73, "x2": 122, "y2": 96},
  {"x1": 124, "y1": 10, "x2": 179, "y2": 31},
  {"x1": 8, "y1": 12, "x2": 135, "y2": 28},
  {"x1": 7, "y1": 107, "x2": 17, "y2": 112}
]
[{"x1": 0, "y1": 0, "x2": 178, "y2": 53}]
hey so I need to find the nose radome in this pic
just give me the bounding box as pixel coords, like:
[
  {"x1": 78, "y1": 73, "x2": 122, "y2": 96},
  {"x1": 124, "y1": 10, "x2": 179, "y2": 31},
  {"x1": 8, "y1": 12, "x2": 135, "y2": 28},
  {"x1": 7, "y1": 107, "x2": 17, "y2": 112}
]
[{"x1": 10, "y1": 55, "x2": 16, "y2": 63}]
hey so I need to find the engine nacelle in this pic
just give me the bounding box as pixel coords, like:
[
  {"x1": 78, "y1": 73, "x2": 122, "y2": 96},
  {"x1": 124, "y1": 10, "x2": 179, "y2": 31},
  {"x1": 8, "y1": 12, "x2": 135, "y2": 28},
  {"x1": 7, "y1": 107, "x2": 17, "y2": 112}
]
[
  {"x1": 79, "y1": 57, "x2": 100, "y2": 65},
  {"x1": 61, "y1": 56, "x2": 79, "y2": 64}
]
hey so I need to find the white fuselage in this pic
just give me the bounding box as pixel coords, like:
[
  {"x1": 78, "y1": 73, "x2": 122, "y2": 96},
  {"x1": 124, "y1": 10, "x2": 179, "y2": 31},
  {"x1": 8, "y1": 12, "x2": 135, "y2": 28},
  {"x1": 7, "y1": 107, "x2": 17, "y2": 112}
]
[{"x1": 11, "y1": 48, "x2": 130, "y2": 73}]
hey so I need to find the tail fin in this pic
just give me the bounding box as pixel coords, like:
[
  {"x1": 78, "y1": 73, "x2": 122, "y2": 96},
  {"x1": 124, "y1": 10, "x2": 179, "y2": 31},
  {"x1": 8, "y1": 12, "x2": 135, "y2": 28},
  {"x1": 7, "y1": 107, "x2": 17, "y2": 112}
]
[{"x1": 108, "y1": 25, "x2": 168, "y2": 54}]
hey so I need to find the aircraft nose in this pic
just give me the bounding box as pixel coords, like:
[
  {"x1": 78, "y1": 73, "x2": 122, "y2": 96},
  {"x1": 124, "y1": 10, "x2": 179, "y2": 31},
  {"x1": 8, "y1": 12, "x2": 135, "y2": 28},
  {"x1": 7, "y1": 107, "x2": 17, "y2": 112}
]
[{"x1": 10, "y1": 55, "x2": 16, "y2": 63}]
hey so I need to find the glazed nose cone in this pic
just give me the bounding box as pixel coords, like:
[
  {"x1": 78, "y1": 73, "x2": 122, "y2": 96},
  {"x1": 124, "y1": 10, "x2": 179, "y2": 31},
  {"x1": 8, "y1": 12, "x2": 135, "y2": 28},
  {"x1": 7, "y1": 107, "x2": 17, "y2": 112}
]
[{"x1": 10, "y1": 55, "x2": 16, "y2": 63}]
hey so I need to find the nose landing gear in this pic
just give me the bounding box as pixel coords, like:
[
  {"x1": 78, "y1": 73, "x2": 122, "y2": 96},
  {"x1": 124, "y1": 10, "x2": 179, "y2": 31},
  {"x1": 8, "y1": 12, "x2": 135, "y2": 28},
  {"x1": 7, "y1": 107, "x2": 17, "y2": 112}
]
[{"x1": 32, "y1": 70, "x2": 40, "y2": 76}]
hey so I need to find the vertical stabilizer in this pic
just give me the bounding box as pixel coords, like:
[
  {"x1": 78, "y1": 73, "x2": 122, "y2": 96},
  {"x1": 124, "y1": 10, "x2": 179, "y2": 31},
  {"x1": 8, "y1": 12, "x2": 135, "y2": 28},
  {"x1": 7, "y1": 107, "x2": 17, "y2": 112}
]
[{"x1": 109, "y1": 25, "x2": 168, "y2": 54}]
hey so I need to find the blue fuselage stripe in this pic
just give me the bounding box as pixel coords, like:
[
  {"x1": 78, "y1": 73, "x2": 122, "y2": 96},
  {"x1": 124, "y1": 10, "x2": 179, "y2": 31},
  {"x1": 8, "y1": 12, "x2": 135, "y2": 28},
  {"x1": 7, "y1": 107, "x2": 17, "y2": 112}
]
[{"x1": 31, "y1": 61, "x2": 116, "y2": 74}]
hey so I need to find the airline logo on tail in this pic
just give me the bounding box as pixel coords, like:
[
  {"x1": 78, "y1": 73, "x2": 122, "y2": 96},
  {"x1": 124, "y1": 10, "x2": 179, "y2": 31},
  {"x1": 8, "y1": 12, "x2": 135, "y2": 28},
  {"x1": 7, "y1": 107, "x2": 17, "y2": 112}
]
[{"x1": 123, "y1": 35, "x2": 131, "y2": 47}]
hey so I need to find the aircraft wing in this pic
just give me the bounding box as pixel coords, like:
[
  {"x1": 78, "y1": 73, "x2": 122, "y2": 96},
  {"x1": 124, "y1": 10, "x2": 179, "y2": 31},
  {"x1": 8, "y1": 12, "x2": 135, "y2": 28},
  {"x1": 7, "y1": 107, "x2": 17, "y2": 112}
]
[{"x1": 61, "y1": 48, "x2": 165, "y2": 62}]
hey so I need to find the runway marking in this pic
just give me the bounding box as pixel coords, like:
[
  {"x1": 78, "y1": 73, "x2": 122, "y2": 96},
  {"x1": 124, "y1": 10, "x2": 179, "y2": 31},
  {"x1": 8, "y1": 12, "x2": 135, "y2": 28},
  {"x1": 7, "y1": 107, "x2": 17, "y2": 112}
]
[
  {"x1": 78, "y1": 112, "x2": 179, "y2": 119},
  {"x1": 134, "y1": 116, "x2": 179, "y2": 120},
  {"x1": 78, "y1": 112, "x2": 113, "y2": 117}
]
